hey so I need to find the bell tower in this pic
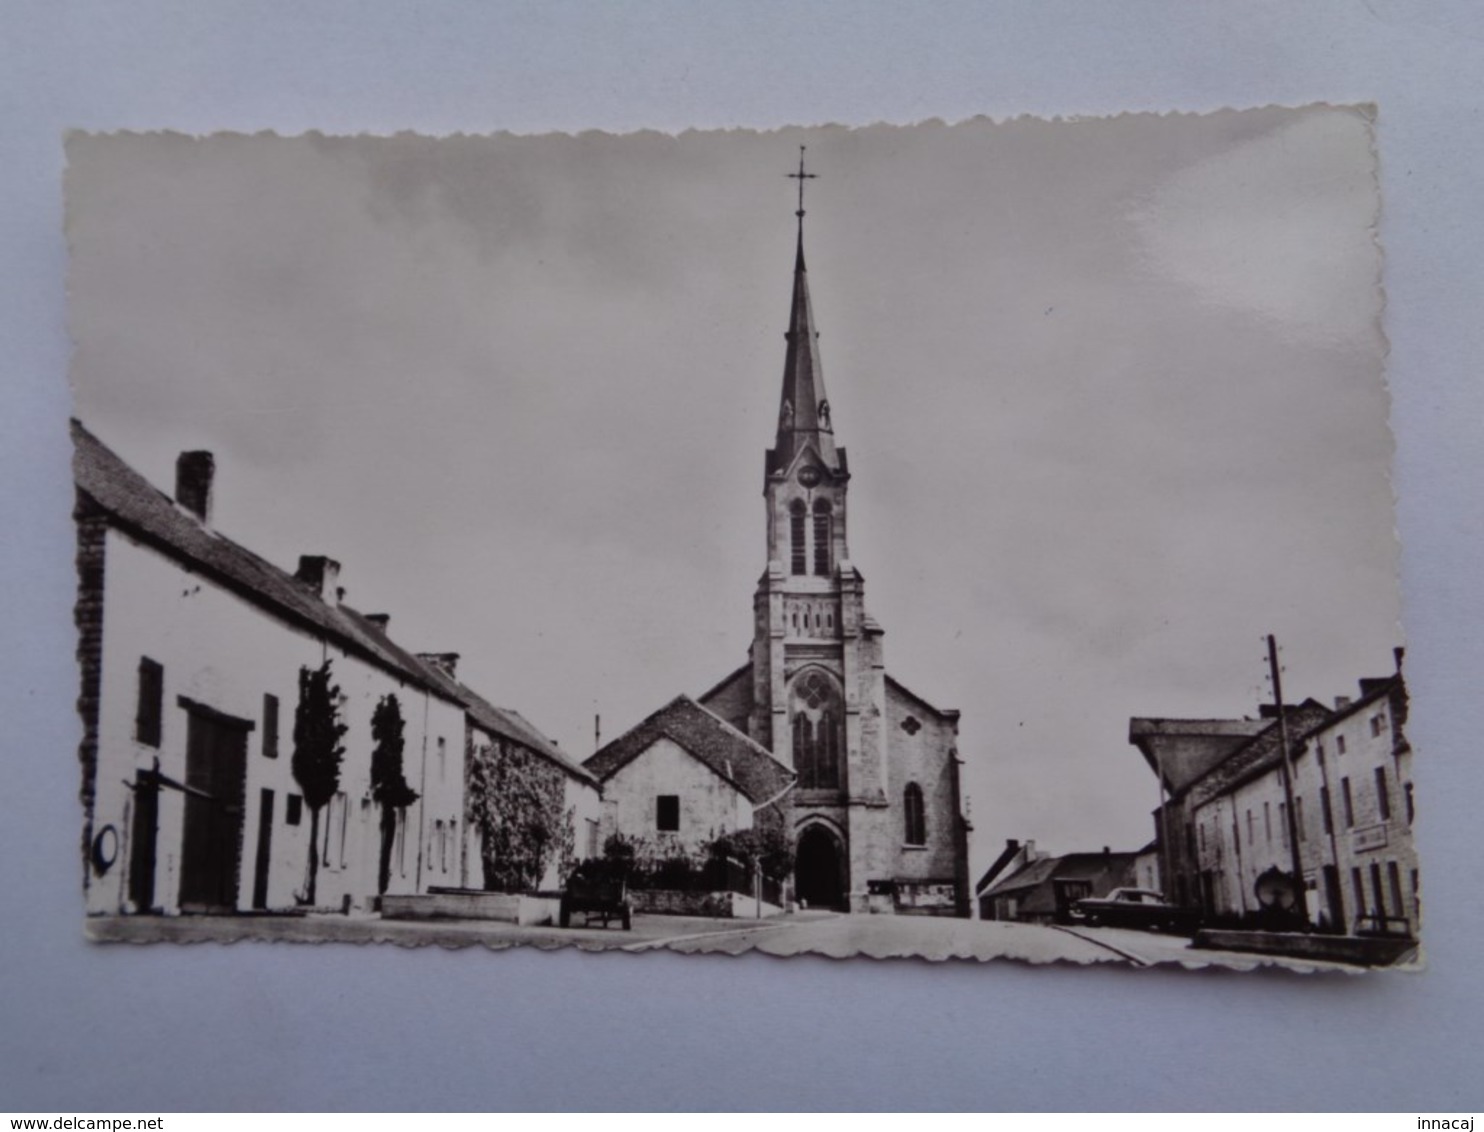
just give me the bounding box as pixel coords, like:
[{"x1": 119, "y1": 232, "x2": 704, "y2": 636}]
[{"x1": 746, "y1": 149, "x2": 893, "y2": 911}]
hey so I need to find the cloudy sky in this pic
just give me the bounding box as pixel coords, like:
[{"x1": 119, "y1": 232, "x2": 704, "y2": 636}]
[{"x1": 66, "y1": 108, "x2": 1396, "y2": 876}]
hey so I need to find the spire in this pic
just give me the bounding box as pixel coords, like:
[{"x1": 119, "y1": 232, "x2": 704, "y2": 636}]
[{"x1": 771, "y1": 147, "x2": 839, "y2": 475}]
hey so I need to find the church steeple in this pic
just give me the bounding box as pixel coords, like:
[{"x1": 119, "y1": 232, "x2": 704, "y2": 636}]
[{"x1": 768, "y1": 148, "x2": 842, "y2": 477}]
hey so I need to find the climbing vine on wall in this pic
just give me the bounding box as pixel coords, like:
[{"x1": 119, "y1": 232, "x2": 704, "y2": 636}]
[{"x1": 466, "y1": 738, "x2": 574, "y2": 893}]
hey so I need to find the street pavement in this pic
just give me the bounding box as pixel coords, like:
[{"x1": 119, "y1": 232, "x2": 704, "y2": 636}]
[{"x1": 89, "y1": 910, "x2": 1367, "y2": 971}]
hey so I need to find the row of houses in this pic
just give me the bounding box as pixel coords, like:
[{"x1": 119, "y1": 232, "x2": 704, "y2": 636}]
[
  {"x1": 75, "y1": 421, "x2": 807, "y2": 918},
  {"x1": 75, "y1": 421, "x2": 610, "y2": 916},
  {"x1": 976, "y1": 654, "x2": 1416, "y2": 941},
  {"x1": 1131, "y1": 653, "x2": 1416, "y2": 936}
]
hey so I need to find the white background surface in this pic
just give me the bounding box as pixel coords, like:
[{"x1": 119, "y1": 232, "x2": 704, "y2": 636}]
[{"x1": 2, "y1": 0, "x2": 1481, "y2": 1111}]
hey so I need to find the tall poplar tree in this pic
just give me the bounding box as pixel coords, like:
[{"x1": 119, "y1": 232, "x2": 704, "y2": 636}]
[
  {"x1": 370, "y1": 693, "x2": 418, "y2": 895},
  {"x1": 291, "y1": 658, "x2": 347, "y2": 905}
]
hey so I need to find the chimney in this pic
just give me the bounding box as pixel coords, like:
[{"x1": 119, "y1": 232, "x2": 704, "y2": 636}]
[
  {"x1": 296, "y1": 556, "x2": 341, "y2": 603},
  {"x1": 175, "y1": 451, "x2": 215, "y2": 524},
  {"x1": 365, "y1": 613, "x2": 390, "y2": 633},
  {"x1": 1335, "y1": 695, "x2": 1352, "y2": 710},
  {"x1": 1394, "y1": 646, "x2": 1406, "y2": 673},
  {"x1": 417, "y1": 652, "x2": 460, "y2": 679}
]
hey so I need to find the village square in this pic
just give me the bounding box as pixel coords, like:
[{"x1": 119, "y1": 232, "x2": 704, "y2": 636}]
[{"x1": 68, "y1": 127, "x2": 1415, "y2": 972}]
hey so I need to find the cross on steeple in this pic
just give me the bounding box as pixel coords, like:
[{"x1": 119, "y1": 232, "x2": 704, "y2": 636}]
[
  {"x1": 768, "y1": 145, "x2": 840, "y2": 478},
  {"x1": 787, "y1": 145, "x2": 817, "y2": 223}
]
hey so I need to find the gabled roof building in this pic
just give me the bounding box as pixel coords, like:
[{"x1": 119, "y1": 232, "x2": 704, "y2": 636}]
[
  {"x1": 585, "y1": 696, "x2": 795, "y2": 861},
  {"x1": 976, "y1": 843, "x2": 1140, "y2": 924}
]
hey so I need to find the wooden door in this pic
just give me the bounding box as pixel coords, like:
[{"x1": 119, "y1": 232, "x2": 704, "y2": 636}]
[
  {"x1": 127, "y1": 770, "x2": 159, "y2": 912},
  {"x1": 252, "y1": 788, "x2": 275, "y2": 910},
  {"x1": 179, "y1": 707, "x2": 249, "y2": 912}
]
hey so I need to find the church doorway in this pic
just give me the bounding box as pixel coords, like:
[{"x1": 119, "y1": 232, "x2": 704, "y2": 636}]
[{"x1": 795, "y1": 824, "x2": 847, "y2": 910}]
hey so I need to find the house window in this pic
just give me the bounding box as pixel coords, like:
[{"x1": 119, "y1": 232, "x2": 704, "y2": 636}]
[
  {"x1": 1405, "y1": 782, "x2": 1415, "y2": 825},
  {"x1": 262, "y1": 693, "x2": 279, "y2": 758},
  {"x1": 1350, "y1": 867, "x2": 1366, "y2": 917},
  {"x1": 135, "y1": 657, "x2": 164, "y2": 747},
  {"x1": 1314, "y1": 739, "x2": 1325, "y2": 765},
  {"x1": 1246, "y1": 809, "x2": 1254, "y2": 845},
  {"x1": 1370, "y1": 862, "x2": 1385, "y2": 919},
  {"x1": 1374, "y1": 766, "x2": 1392, "y2": 821},
  {"x1": 656, "y1": 795, "x2": 680, "y2": 832},
  {"x1": 812, "y1": 499, "x2": 832, "y2": 576},
  {"x1": 903, "y1": 782, "x2": 926, "y2": 846},
  {"x1": 285, "y1": 794, "x2": 303, "y2": 826},
  {"x1": 437, "y1": 736, "x2": 447, "y2": 782},
  {"x1": 1387, "y1": 861, "x2": 1405, "y2": 927},
  {"x1": 791, "y1": 670, "x2": 842, "y2": 789},
  {"x1": 1370, "y1": 713, "x2": 1387, "y2": 737},
  {"x1": 789, "y1": 501, "x2": 807, "y2": 575},
  {"x1": 435, "y1": 820, "x2": 446, "y2": 872},
  {"x1": 1341, "y1": 777, "x2": 1355, "y2": 828},
  {"x1": 1295, "y1": 797, "x2": 1306, "y2": 842},
  {"x1": 1263, "y1": 802, "x2": 1272, "y2": 843},
  {"x1": 1320, "y1": 786, "x2": 1334, "y2": 835},
  {"x1": 1278, "y1": 802, "x2": 1288, "y2": 849},
  {"x1": 1336, "y1": 735, "x2": 1346, "y2": 755}
]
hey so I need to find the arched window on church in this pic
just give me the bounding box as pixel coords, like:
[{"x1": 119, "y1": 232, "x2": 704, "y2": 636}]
[
  {"x1": 812, "y1": 499, "x2": 832, "y2": 576},
  {"x1": 791, "y1": 670, "x2": 842, "y2": 789},
  {"x1": 904, "y1": 782, "x2": 927, "y2": 846},
  {"x1": 789, "y1": 500, "x2": 807, "y2": 575}
]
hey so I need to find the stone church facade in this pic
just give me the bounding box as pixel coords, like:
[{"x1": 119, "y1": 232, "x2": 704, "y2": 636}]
[{"x1": 597, "y1": 186, "x2": 972, "y2": 916}]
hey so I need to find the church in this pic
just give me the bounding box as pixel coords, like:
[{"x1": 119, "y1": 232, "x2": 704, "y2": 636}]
[{"x1": 585, "y1": 155, "x2": 972, "y2": 916}]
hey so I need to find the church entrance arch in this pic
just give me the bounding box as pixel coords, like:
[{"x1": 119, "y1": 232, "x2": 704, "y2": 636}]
[{"x1": 795, "y1": 822, "x2": 847, "y2": 910}]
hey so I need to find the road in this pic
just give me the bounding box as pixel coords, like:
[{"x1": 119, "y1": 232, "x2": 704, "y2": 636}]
[{"x1": 89, "y1": 910, "x2": 1366, "y2": 971}]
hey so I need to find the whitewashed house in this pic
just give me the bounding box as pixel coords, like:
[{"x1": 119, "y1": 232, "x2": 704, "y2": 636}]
[
  {"x1": 1132, "y1": 653, "x2": 1415, "y2": 936},
  {"x1": 584, "y1": 695, "x2": 796, "y2": 859},
  {"x1": 73, "y1": 421, "x2": 580, "y2": 916}
]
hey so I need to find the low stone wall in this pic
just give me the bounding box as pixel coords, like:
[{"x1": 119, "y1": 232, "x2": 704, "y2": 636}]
[
  {"x1": 381, "y1": 890, "x2": 561, "y2": 926},
  {"x1": 1194, "y1": 928, "x2": 1419, "y2": 967},
  {"x1": 630, "y1": 889, "x2": 785, "y2": 919},
  {"x1": 721, "y1": 891, "x2": 784, "y2": 919}
]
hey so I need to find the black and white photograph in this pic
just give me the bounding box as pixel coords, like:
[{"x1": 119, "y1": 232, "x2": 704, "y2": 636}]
[{"x1": 65, "y1": 108, "x2": 1413, "y2": 971}]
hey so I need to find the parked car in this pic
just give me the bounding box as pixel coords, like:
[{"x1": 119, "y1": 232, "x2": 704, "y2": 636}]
[{"x1": 1070, "y1": 887, "x2": 1201, "y2": 934}]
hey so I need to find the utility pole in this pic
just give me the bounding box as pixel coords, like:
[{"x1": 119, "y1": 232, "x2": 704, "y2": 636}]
[{"x1": 1268, "y1": 633, "x2": 1309, "y2": 928}]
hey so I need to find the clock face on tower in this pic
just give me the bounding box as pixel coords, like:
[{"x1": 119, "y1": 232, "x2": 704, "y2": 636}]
[{"x1": 797, "y1": 464, "x2": 822, "y2": 488}]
